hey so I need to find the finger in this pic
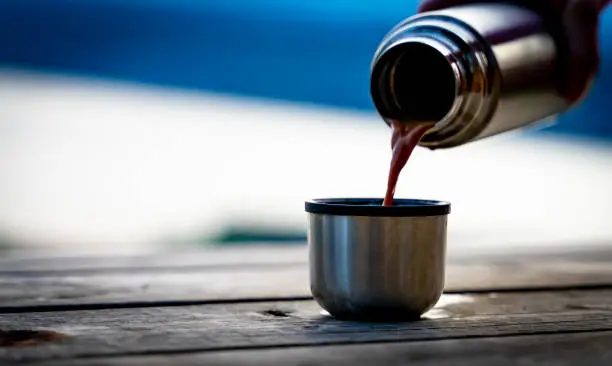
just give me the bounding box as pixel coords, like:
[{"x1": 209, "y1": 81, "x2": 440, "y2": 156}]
[{"x1": 560, "y1": 0, "x2": 604, "y2": 101}]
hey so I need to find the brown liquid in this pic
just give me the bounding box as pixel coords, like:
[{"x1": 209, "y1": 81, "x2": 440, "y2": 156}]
[{"x1": 382, "y1": 120, "x2": 434, "y2": 207}]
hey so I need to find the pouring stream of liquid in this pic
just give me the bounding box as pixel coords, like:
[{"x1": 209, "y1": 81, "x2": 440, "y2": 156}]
[{"x1": 382, "y1": 120, "x2": 434, "y2": 206}]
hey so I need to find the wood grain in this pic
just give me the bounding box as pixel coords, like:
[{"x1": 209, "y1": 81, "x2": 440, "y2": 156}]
[
  {"x1": 2, "y1": 244, "x2": 612, "y2": 309},
  {"x1": 0, "y1": 245, "x2": 306, "y2": 274},
  {"x1": 1, "y1": 290, "x2": 612, "y2": 363},
  {"x1": 0, "y1": 267, "x2": 310, "y2": 311},
  {"x1": 34, "y1": 331, "x2": 612, "y2": 366}
]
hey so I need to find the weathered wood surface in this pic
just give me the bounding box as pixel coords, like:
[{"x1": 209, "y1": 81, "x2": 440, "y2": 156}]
[
  {"x1": 2, "y1": 244, "x2": 612, "y2": 309},
  {"x1": 2, "y1": 290, "x2": 612, "y2": 364},
  {"x1": 0, "y1": 245, "x2": 305, "y2": 274},
  {"x1": 0, "y1": 267, "x2": 311, "y2": 312},
  {"x1": 38, "y1": 331, "x2": 612, "y2": 366},
  {"x1": 2, "y1": 246, "x2": 612, "y2": 365}
]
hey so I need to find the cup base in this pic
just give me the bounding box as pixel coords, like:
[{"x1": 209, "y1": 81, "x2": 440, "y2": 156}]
[{"x1": 321, "y1": 309, "x2": 424, "y2": 323}]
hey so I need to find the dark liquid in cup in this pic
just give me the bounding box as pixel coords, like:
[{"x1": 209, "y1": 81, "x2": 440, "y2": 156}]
[{"x1": 382, "y1": 120, "x2": 434, "y2": 207}]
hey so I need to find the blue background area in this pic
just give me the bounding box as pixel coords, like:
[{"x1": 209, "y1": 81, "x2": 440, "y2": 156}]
[{"x1": 0, "y1": 0, "x2": 610, "y2": 139}]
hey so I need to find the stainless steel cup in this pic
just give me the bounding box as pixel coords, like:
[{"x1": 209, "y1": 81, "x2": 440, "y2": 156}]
[{"x1": 305, "y1": 198, "x2": 450, "y2": 321}]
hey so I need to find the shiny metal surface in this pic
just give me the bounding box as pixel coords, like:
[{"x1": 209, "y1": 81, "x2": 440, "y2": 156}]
[
  {"x1": 371, "y1": 4, "x2": 572, "y2": 149},
  {"x1": 308, "y1": 212, "x2": 448, "y2": 320}
]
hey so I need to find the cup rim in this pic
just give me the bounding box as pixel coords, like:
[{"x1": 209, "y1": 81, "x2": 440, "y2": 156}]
[{"x1": 305, "y1": 198, "x2": 450, "y2": 217}]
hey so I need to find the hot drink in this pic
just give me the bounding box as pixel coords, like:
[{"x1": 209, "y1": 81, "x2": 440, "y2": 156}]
[{"x1": 382, "y1": 120, "x2": 434, "y2": 206}]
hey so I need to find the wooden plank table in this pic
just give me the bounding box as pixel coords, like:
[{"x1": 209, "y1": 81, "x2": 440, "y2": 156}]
[{"x1": 2, "y1": 243, "x2": 612, "y2": 365}]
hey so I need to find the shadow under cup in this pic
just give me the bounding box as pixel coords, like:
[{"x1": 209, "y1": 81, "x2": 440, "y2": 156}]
[{"x1": 305, "y1": 198, "x2": 451, "y2": 321}]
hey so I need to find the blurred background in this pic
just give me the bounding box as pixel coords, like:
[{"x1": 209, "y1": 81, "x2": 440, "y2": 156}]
[{"x1": 0, "y1": 0, "x2": 611, "y2": 257}]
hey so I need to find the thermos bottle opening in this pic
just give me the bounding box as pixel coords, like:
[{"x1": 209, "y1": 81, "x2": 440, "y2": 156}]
[
  {"x1": 370, "y1": 42, "x2": 458, "y2": 124},
  {"x1": 370, "y1": 4, "x2": 571, "y2": 148}
]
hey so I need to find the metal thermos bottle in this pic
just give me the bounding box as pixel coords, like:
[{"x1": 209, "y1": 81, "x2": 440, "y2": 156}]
[{"x1": 370, "y1": 3, "x2": 580, "y2": 149}]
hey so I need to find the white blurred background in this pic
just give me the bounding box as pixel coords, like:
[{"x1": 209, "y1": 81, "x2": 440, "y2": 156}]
[
  {"x1": 1, "y1": 68, "x2": 611, "y2": 257},
  {"x1": 1, "y1": 0, "x2": 611, "y2": 258}
]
